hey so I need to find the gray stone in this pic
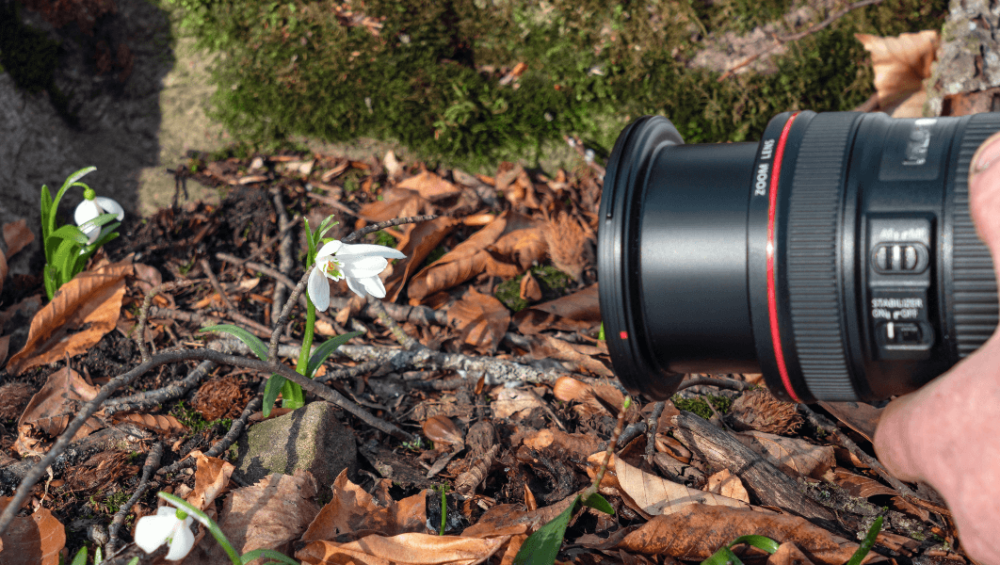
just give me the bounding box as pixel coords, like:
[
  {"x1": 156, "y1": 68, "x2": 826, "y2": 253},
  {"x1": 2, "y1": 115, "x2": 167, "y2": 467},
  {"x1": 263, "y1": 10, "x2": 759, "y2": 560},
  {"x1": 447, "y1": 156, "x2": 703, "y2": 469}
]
[{"x1": 233, "y1": 401, "x2": 357, "y2": 491}]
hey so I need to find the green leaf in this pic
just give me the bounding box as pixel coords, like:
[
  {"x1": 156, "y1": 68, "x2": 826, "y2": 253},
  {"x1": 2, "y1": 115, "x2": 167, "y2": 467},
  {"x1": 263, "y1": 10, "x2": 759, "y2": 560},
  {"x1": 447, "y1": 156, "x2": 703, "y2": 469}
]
[
  {"x1": 95, "y1": 545, "x2": 103, "y2": 565},
  {"x1": 71, "y1": 546, "x2": 88, "y2": 565},
  {"x1": 40, "y1": 184, "x2": 53, "y2": 244},
  {"x1": 307, "y1": 331, "x2": 363, "y2": 379},
  {"x1": 304, "y1": 217, "x2": 317, "y2": 268},
  {"x1": 200, "y1": 325, "x2": 268, "y2": 361},
  {"x1": 581, "y1": 492, "x2": 614, "y2": 515},
  {"x1": 701, "y1": 546, "x2": 744, "y2": 565},
  {"x1": 78, "y1": 212, "x2": 120, "y2": 232},
  {"x1": 240, "y1": 548, "x2": 300, "y2": 564},
  {"x1": 846, "y1": 516, "x2": 883, "y2": 565},
  {"x1": 127, "y1": 558, "x2": 140, "y2": 565},
  {"x1": 728, "y1": 535, "x2": 780, "y2": 555},
  {"x1": 48, "y1": 224, "x2": 89, "y2": 246},
  {"x1": 49, "y1": 166, "x2": 96, "y2": 235},
  {"x1": 77, "y1": 227, "x2": 120, "y2": 272},
  {"x1": 44, "y1": 265, "x2": 59, "y2": 301},
  {"x1": 53, "y1": 238, "x2": 81, "y2": 286},
  {"x1": 513, "y1": 495, "x2": 577, "y2": 565},
  {"x1": 262, "y1": 374, "x2": 287, "y2": 418},
  {"x1": 316, "y1": 215, "x2": 339, "y2": 240}
]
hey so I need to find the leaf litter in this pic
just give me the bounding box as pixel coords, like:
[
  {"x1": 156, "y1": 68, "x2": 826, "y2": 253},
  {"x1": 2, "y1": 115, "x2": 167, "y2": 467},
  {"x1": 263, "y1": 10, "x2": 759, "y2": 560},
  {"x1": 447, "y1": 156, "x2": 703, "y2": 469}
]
[{"x1": 0, "y1": 107, "x2": 971, "y2": 563}]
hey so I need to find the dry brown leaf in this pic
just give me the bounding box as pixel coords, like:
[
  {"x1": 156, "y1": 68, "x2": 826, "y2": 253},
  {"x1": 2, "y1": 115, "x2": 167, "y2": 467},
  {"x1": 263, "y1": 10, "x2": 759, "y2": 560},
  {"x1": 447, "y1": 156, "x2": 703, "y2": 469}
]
[
  {"x1": 522, "y1": 428, "x2": 602, "y2": 459},
  {"x1": 16, "y1": 368, "x2": 103, "y2": 456},
  {"x1": 422, "y1": 415, "x2": 465, "y2": 449},
  {"x1": 297, "y1": 533, "x2": 507, "y2": 565},
  {"x1": 591, "y1": 454, "x2": 749, "y2": 517},
  {"x1": 490, "y1": 214, "x2": 548, "y2": 270},
  {"x1": 552, "y1": 376, "x2": 625, "y2": 418},
  {"x1": 610, "y1": 505, "x2": 882, "y2": 565},
  {"x1": 727, "y1": 390, "x2": 803, "y2": 436},
  {"x1": 734, "y1": 432, "x2": 835, "y2": 480},
  {"x1": 187, "y1": 451, "x2": 235, "y2": 511},
  {"x1": 491, "y1": 387, "x2": 547, "y2": 419},
  {"x1": 519, "y1": 272, "x2": 542, "y2": 302},
  {"x1": 357, "y1": 188, "x2": 432, "y2": 224},
  {"x1": 0, "y1": 335, "x2": 9, "y2": 369},
  {"x1": 543, "y1": 212, "x2": 592, "y2": 281},
  {"x1": 513, "y1": 284, "x2": 600, "y2": 335},
  {"x1": 828, "y1": 468, "x2": 896, "y2": 499},
  {"x1": 529, "y1": 334, "x2": 612, "y2": 377},
  {"x1": 397, "y1": 171, "x2": 462, "y2": 201},
  {"x1": 0, "y1": 497, "x2": 65, "y2": 565},
  {"x1": 3, "y1": 219, "x2": 34, "y2": 258},
  {"x1": 7, "y1": 260, "x2": 132, "y2": 375},
  {"x1": 117, "y1": 413, "x2": 187, "y2": 434},
  {"x1": 856, "y1": 30, "x2": 938, "y2": 117},
  {"x1": 818, "y1": 401, "x2": 882, "y2": 443},
  {"x1": 384, "y1": 216, "x2": 459, "y2": 301},
  {"x1": 705, "y1": 470, "x2": 750, "y2": 504},
  {"x1": 187, "y1": 470, "x2": 320, "y2": 565},
  {"x1": 446, "y1": 288, "x2": 511, "y2": 354},
  {"x1": 768, "y1": 542, "x2": 817, "y2": 565},
  {"x1": 0, "y1": 382, "x2": 33, "y2": 420},
  {"x1": 302, "y1": 470, "x2": 427, "y2": 543},
  {"x1": 408, "y1": 213, "x2": 511, "y2": 303}
]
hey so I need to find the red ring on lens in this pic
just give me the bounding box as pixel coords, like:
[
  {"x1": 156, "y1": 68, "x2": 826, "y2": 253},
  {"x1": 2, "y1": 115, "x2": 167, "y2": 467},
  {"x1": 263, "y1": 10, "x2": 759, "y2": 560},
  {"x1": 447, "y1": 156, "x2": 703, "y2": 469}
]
[{"x1": 767, "y1": 113, "x2": 801, "y2": 403}]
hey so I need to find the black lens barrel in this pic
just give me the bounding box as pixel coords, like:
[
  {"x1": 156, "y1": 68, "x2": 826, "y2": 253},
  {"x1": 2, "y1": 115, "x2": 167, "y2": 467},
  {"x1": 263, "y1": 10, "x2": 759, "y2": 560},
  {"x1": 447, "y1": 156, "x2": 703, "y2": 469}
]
[{"x1": 600, "y1": 111, "x2": 1000, "y2": 402}]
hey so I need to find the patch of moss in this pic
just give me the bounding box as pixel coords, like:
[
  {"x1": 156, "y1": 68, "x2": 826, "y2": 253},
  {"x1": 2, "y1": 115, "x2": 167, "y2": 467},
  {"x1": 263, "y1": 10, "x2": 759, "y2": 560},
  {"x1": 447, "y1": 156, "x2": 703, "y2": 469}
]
[
  {"x1": 671, "y1": 394, "x2": 732, "y2": 419},
  {"x1": 494, "y1": 265, "x2": 574, "y2": 312}
]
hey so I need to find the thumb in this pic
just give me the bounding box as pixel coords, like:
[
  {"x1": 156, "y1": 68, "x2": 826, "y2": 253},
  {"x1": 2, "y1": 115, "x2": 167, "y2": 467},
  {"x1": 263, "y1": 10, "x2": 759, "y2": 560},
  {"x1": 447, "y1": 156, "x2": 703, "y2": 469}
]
[{"x1": 968, "y1": 130, "x2": 1000, "y2": 261}]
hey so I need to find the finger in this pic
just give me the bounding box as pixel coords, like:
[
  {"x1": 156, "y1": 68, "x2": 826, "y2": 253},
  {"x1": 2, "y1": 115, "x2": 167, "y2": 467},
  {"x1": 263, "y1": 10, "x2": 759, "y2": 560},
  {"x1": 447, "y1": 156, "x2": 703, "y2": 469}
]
[{"x1": 968, "y1": 131, "x2": 1000, "y2": 270}]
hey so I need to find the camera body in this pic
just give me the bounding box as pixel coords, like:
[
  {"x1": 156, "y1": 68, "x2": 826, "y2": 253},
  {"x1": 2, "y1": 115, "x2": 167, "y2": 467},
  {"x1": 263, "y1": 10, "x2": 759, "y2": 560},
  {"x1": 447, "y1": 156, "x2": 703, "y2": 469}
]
[{"x1": 599, "y1": 111, "x2": 1000, "y2": 402}]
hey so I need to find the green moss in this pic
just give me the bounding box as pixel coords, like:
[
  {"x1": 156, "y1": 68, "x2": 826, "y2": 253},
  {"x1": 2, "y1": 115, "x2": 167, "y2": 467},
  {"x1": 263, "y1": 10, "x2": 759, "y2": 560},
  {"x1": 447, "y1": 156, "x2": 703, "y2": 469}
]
[
  {"x1": 671, "y1": 394, "x2": 732, "y2": 419},
  {"x1": 164, "y1": 0, "x2": 948, "y2": 171},
  {"x1": 373, "y1": 230, "x2": 397, "y2": 247},
  {"x1": 494, "y1": 265, "x2": 574, "y2": 312}
]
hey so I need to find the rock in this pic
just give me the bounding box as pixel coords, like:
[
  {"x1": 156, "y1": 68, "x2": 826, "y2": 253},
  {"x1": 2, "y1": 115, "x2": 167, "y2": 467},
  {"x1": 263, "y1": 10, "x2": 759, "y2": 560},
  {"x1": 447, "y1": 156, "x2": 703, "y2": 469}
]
[
  {"x1": 928, "y1": 0, "x2": 1000, "y2": 115},
  {"x1": 233, "y1": 401, "x2": 357, "y2": 490}
]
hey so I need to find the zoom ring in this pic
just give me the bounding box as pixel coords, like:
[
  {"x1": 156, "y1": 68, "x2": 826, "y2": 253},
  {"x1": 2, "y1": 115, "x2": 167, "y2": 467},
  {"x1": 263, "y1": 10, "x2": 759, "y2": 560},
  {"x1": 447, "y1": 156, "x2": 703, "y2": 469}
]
[
  {"x1": 786, "y1": 113, "x2": 857, "y2": 400},
  {"x1": 952, "y1": 114, "x2": 1000, "y2": 357}
]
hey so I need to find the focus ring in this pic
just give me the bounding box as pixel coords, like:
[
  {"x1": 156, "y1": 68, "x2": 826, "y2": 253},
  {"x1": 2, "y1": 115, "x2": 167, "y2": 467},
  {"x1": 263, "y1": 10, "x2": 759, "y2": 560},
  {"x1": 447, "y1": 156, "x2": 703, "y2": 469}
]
[
  {"x1": 951, "y1": 114, "x2": 1000, "y2": 357},
  {"x1": 786, "y1": 113, "x2": 856, "y2": 400}
]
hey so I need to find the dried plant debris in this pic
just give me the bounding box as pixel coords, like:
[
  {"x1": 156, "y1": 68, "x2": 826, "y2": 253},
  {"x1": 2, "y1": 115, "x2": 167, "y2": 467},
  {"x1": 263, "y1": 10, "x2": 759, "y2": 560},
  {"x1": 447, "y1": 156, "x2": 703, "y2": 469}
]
[{"x1": 726, "y1": 388, "x2": 803, "y2": 435}]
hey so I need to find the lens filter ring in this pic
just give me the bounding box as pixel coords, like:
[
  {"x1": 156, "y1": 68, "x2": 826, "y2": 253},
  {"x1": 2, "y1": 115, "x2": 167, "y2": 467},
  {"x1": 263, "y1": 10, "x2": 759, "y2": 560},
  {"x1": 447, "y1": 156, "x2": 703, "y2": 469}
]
[{"x1": 599, "y1": 116, "x2": 685, "y2": 400}]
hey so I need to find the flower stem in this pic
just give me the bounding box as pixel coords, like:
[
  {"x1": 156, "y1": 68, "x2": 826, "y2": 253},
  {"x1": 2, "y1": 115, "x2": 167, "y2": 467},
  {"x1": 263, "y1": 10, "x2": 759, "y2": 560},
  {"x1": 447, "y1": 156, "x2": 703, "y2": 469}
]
[{"x1": 282, "y1": 296, "x2": 316, "y2": 409}]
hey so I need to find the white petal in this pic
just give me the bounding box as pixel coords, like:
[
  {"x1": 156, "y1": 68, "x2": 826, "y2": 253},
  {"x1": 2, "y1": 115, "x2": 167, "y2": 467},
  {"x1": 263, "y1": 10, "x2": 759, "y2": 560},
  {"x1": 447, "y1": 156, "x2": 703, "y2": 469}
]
[
  {"x1": 336, "y1": 243, "x2": 406, "y2": 259},
  {"x1": 134, "y1": 514, "x2": 176, "y2": 553},
  {"x1": 74, "y1": 199, "x2": 100, "y2": 226},
  {"x1": 94, "y1": 196, "x2": 125, "y2": 220},
  {"x1": 316, "y1": 240, "x2": 343, "y2": 259},
  {"x1": 358, "y1": 275, "x2": 387, "y2": 299},
  {"x1": 165, "y1": 521, "x2": 195, "y2": 561},
  {"x1": 340, "y1": 255, "x2": 389, "y2": 278},
  {"x1": 308, "y1": 268, "x2": 331, "y2": 312},
  {"x1": 345, "y1": 275, "x2": 367, "y2": 299}
]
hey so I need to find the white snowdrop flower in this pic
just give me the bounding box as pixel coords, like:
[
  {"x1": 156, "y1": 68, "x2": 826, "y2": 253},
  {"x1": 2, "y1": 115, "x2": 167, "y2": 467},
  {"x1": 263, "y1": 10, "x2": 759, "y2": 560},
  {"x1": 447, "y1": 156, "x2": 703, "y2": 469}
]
[
  {"x1": 134, "y1": 504, "x2": 195, "y2": 561},
  {"x1": 308, "y1": 240, "x2": 406, "y2": 311},
  {"x1": 74, "y1": 187, "x2": 124, "y2": 243}
]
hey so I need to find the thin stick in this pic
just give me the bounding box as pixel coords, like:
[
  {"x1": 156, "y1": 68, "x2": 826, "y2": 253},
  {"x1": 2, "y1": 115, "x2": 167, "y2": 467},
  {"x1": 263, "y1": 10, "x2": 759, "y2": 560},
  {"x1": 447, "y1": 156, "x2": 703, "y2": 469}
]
[
  {"x1": 200, "y1": 258, "x2": 236, "y2": 311},
  {"x1": 368, "y1": 297, "x2": 421, "y2": 350},
  {"x1": 135, "y1": 280, "x2": 206, "y2": 362},
  {"x1": 0, "y1": 347, "x2": 414, "y2": 537},
  {"x1": 105, "y1": 360, "x2": 216, "y2": 415},
  {"x1": 270, "y1": 189, "x2": 294, "y2": 316},
  {"x1": 106, "y1": 442, "x2": 164, "y2": 555},
  {"x1": 572, "y1": 397, "x2": 629, "y2": 525},
  {"x1": 342, "y1": 214, "x2": 437, "y2": 243},
  {"x1": 266, "y1": 268, "x2": 312, "y2": 366},
  {"x1": 644, "y1": 401, "x2": 666, "y2": 463},
  {"x1": 157, "y1": 393, "x2": 264, "y2": 478}
]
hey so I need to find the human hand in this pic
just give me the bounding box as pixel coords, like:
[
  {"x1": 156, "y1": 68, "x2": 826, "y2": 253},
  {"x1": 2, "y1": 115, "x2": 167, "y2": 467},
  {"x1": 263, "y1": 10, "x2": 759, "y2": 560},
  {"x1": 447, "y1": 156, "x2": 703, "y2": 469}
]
[{"x1": 874, "y1": 130, "x2": 1000, "y2": 565}]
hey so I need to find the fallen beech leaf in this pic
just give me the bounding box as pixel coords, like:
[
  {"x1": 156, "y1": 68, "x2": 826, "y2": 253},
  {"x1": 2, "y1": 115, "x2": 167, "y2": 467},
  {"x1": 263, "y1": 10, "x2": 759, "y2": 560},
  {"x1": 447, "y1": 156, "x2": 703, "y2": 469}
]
[
  {"x1": 519, "y1": 272, "x2": 542, "y2": 302},
  {"x1": 529, "y1": 334, "x2": 612, "y2": 377},
  {"x1": 769, "y1": 542, "x2": 817, "y2": 565},
  {"x1": 592, "y1": 454, "x2": 748, "y2": 517},
  {"x1": 491, "y1": 387, "x2": 547, "y2": 419},
  {"x1": 303, "y1": 469, "x2": 428, "y2": 543},
  {"x1": 522, "y1": 429, "x2": 601, "y2": 460},
  {"x1": 543, "y1": 212, "x2": 592, "y2": 281},
  {"x1": 551, "y1": 376, "x2": 625, "y2": 417},
  {"x1": 513, "y1": 284, "x2": 600, "y2": 335},
  {"x1": 408, "y1": 213, "x2": 511, "y2": 303},
  {"x1": 856, "y1": 31, "x2": 938, "y2": 117},
  {"x1": 187, "y1": 451, "x2": 235, "y2": 511},
  {"x1": 397, "y1": 171, "x2": 461, "y2": 201},
  {"x1": 118, "y1": 413, "x2": 187, "y2": 434},
  {"x1": 16, "y1": 367, "x2": 103, "y2": 456},
  {"x1": 828, "y1": 468, "x2": 896, "y2": 499},
  {"x1": 357, "y1": 188, "x2": 431, "y2": 224},
  {"x1": 297, "y1": 533, "x2": 506, "y2": 565},
  {"x1": 610, "y1": 505, "x2": 882, "y2": 565},
  {"x1": 446, "y1": 288, "x2": 511, "y2": 354},
  {"x1": 706, "y1": 470, "x2": 750, "y2": 504},
  {"x1": 384, "y1": 216, "x2": 459, "y2": 301},
  {"x1": 3, "y1": 219, "x2": 34, "y2": 258},
  {"x1": 7, "y1": 260, "x2": 132, "y2": 375},
  {"x1": 422, "y1": 415, "x2": 465, "y2": 448},
  {"x1": 186, "y1": 470, "x2": 320, "y2": 565},
  {"x1": 734, "y1": 432, "x2": 835, "y2": 479},
  {"x1": 0, "y1": 497, "x2": 65, "y2": 565},
  {"x1": 0, "y1": 382, "x2": 33, "y2": 420},
  {"x1": 0, "y1": 335, "x2": 9, "y2": 367},
  {"x1": 490, "y1": 214, "x2": 547, "y2": 270},
  {"x1": 818, "y1": 401, "x2": 882, "y2": 443}
]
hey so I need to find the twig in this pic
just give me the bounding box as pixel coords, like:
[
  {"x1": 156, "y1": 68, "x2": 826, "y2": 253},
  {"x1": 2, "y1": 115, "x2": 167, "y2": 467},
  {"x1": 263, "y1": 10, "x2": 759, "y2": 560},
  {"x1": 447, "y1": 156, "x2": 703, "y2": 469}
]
[
  {"x1": 572, "y1": 396, "x2": 629, "y2": 525},
  {"x1": 368, "y1": 297, "x2": 421, "y2": 350},
  {"x1": 200, "y1": 258, "x2": 236, "y2": 312},
  {"x1": 157, "y1": 393, "x2": 264, "y2": 478},
  {"x1": 718, "y1": 0, "x2": 884, "y2": 81},
  {"x1": 676, "y1": 376, "x2": 754, "y2": 392},
  {"x1": 106, "y1": 442, "x2": 164, "y2": 555},
  {"x1": 0, "y1": 346, "x2": 414, "y2": 537},
  {"x1": 104, "y1": 360, "x2": 216, "y2": 415},
  {"x1": 270, "y1": 189, "x2": 294, "y2": 317},
  {"x1": 314, "y1": 359, "x2": 382, "y2": 384},
  {"x1": 135, "y1": 280, "x2": 206, "y2": 362},
  {"x1": 644, "y1": 401, "x2": 666, "y2": 464},
  {"x1": 266, "y1": 268, "x2": 311, "y2": 366},
  {"x1": 149, "y1": 306, "x2": 282, "y2": 342},
  {"x1": 341, "y1": 214, "x2": 437, "y2": 243}
]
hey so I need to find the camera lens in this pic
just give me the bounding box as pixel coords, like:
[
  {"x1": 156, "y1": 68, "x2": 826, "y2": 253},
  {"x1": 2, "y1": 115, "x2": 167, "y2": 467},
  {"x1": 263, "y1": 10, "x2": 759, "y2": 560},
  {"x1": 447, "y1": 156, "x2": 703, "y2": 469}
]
[{"x1": 599, "y1": 111, "x2": 1000, "y2": 402}]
